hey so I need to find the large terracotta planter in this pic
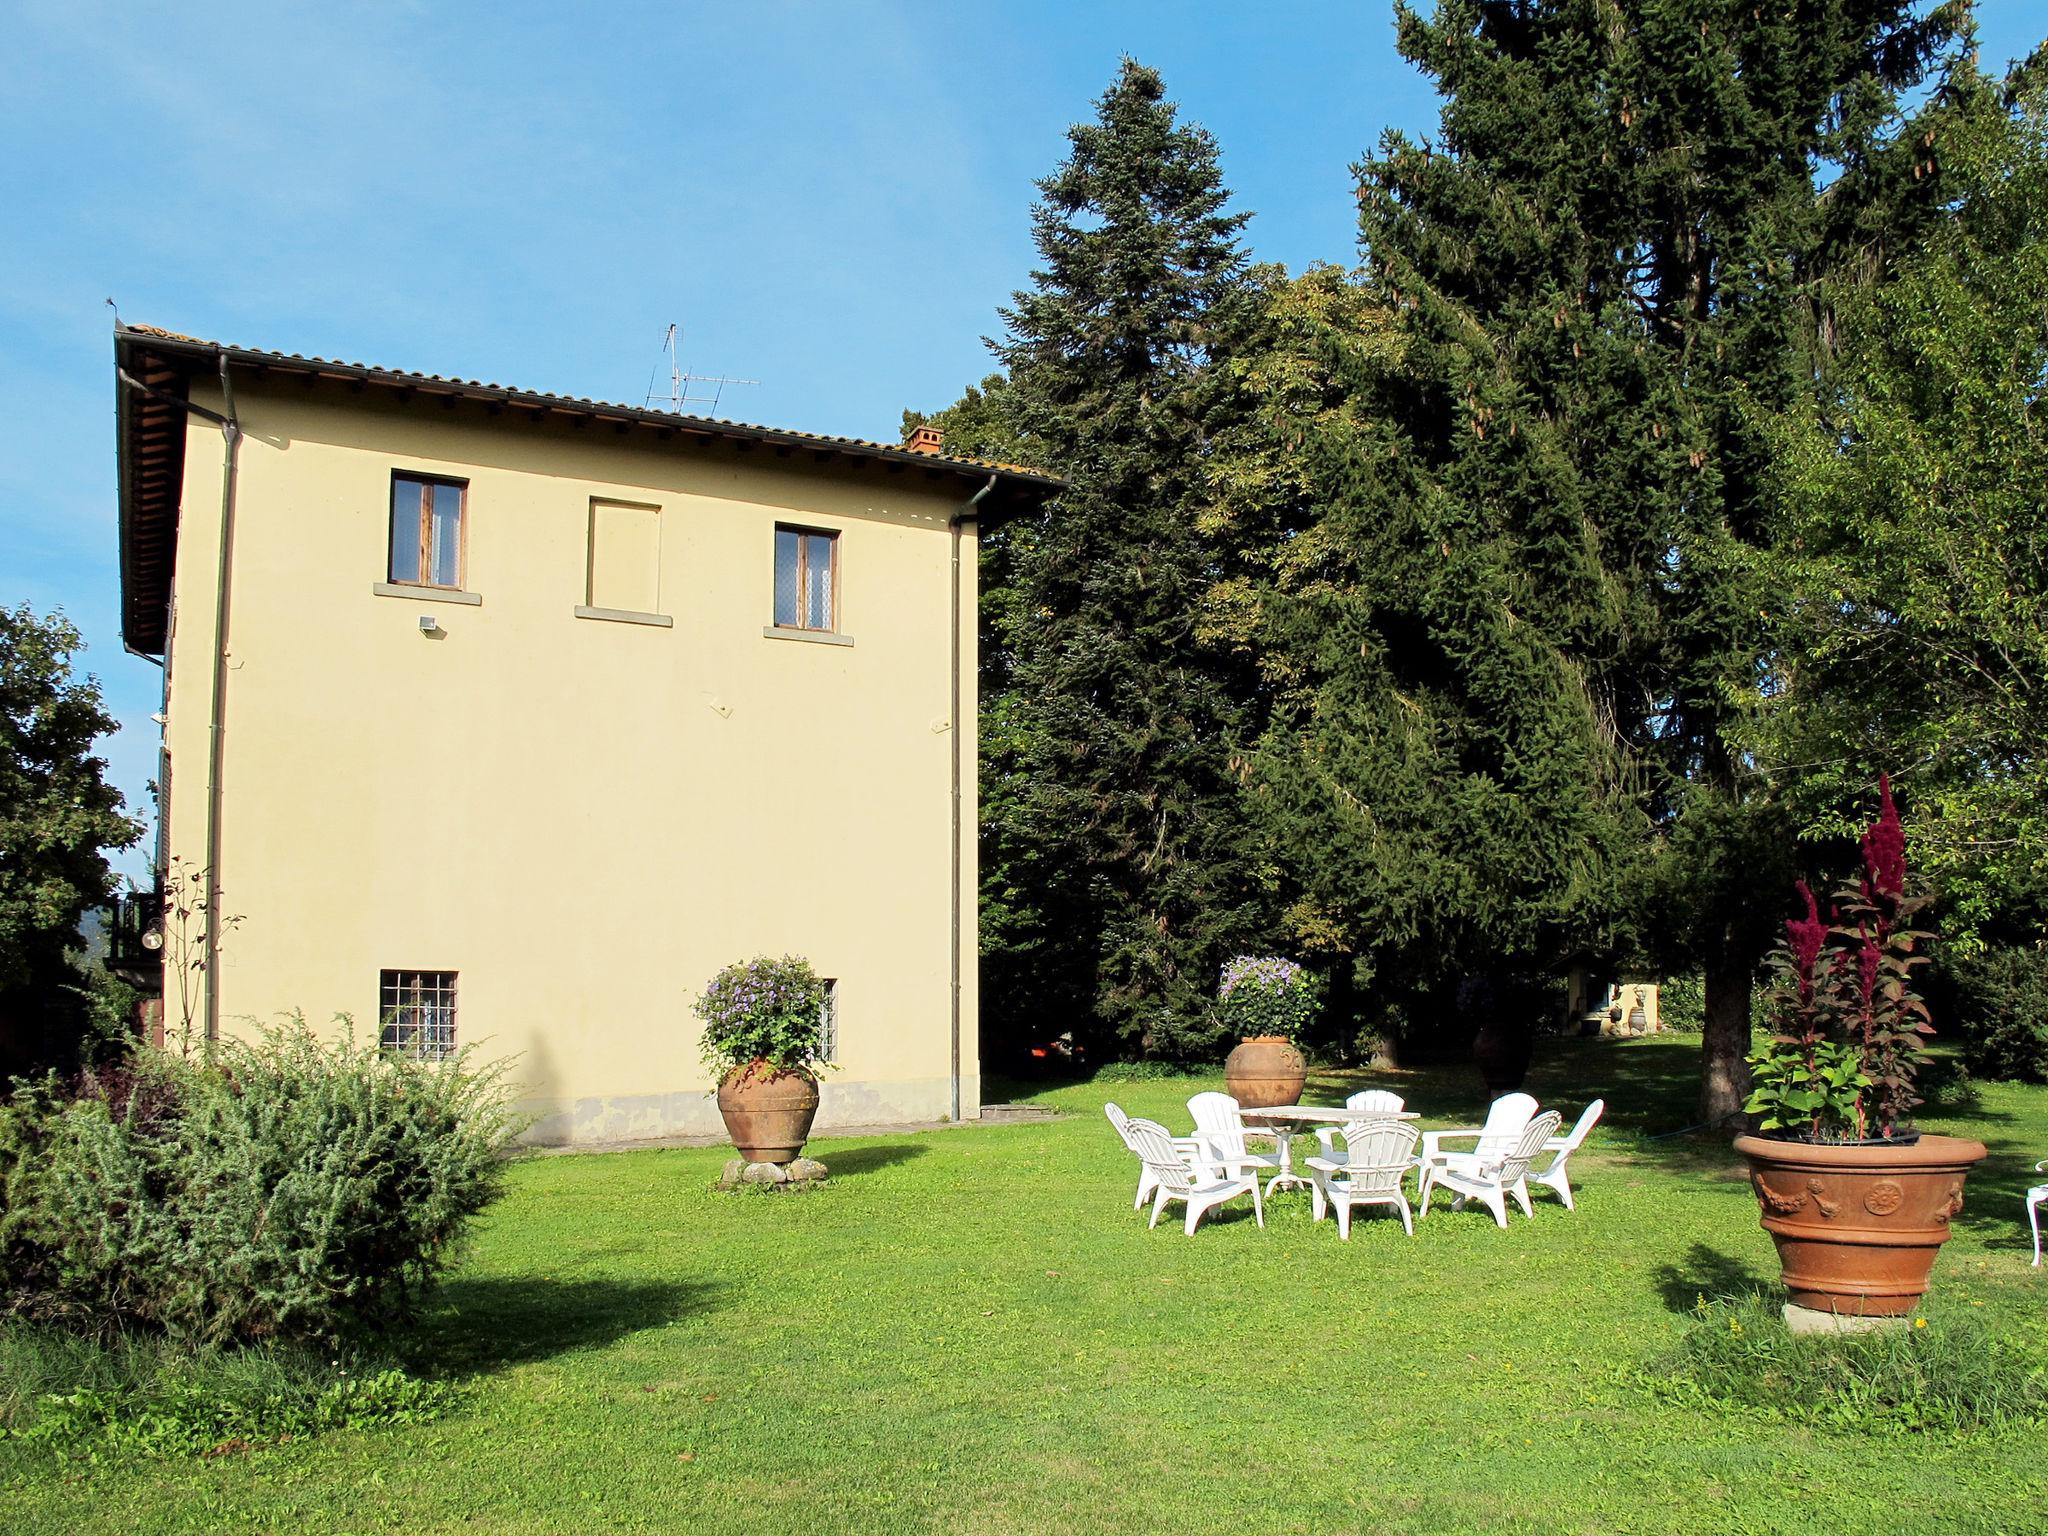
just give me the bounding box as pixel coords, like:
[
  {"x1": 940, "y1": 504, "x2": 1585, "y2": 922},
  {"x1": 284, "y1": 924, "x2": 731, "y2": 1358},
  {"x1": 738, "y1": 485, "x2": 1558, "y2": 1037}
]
[
  {"x1": 716, "y1": 1061, "x2": 820, "y2": 1165},
  {"x1": 1224, "y1": 1036, "x2": 1306, "y2": 1109},
  {"x1": 1734, "y1": 1132, "x2": 1987, "y2": 1317}
]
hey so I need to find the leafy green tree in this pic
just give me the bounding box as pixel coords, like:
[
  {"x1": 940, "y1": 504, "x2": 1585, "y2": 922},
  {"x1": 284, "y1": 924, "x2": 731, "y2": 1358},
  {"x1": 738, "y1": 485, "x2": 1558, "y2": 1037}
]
[
  {"x1": 1283, "y1": 0, "x2": 1969, "y2": 1120},
  {"x1": 0, "y1": 605, "x2": 142, "y2": 1079},
  {"x1": 1760, "y1": 58, "x2": 2048, "y2": 946},
  {"x1": 970, "y1": 59, "x2": 1271, "y2": 1058}
]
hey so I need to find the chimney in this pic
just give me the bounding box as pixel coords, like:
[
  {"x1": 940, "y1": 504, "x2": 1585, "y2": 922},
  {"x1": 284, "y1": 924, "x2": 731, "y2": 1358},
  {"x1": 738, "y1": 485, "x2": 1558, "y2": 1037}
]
[{"x1": 903, "y1": 423, "x2": 944, "y2": 455}]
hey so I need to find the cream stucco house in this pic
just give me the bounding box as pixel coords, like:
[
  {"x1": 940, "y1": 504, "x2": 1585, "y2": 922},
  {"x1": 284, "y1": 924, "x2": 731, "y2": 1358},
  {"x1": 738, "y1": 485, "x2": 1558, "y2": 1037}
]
[{"x1": 114, "y1": 324, "x2": 1057, "y2": 1143}]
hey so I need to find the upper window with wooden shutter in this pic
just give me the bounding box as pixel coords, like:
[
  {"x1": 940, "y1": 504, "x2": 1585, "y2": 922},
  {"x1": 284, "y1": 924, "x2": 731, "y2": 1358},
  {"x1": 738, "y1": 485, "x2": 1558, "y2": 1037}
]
[{"x1": 388, "y1": 473, "x2": 466, "y2": 590}]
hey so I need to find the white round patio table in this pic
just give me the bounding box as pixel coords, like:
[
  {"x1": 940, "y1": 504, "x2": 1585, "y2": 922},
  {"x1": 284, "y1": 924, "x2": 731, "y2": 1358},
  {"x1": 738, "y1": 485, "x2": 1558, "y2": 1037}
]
[{"x1": 1237, "y1": 1105, "x2": 1420, "y2": 1196}]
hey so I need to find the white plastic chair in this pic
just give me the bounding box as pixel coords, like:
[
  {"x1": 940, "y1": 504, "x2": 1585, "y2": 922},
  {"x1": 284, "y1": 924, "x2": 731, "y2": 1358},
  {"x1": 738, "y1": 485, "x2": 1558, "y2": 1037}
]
[
  {"x1": 1124, "y1": 1116, "x2": 1265, "y2": 1235},
  {"x1": 1526, "y1": 1099, "x2": 1605, "y2": 1211},
  {"x1": 1104, "y1": 1102, "x2": 1212, "y2": 1210},
  {"x1": 1419, "y1": 1110, "x2": 1562, "y2": 1227},
  {"x1": 1186, "y1": 1092, "x2": 1284, "y2": 1183},
  {"x1": 1311, "y1": 1090, "x2": 1406, "y2": 1164},
  {"x1": 1416, "y1": 1091, "x2": 1538, "y2": 1187},
  {"x1": 1306, "y1": 1119, "x2": 1421, "y2": 1238},
  {"x1": 2029, "y1": 1161, "x2": 2048, "y2": 1267}
]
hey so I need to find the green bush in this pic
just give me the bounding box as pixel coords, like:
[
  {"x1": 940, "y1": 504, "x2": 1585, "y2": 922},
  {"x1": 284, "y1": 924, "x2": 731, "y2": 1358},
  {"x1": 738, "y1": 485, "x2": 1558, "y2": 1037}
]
[
  {"x1": 1658, "y1": 975, "x2": 1705, "y2": 1034},
  {"x1": 1091, "y1": 1059, "x2": 1208, "y2": 1084},
  {"x1": 1136, "y1": 1005, "x2": 1229, "y2": 1069},
  {"x1": 0, "y1": 1014, "x2": 514, "y2": 1347},
  {"x1": 0, "y1": 1321, "x2": 451, "y2": 1459},
  {"x1": 1645, "y1": 1294, "x2": 2048, "y2": 1435},
  {"x1": 1945, "y1": 945, "x2": 2048, "y2": 1083}
]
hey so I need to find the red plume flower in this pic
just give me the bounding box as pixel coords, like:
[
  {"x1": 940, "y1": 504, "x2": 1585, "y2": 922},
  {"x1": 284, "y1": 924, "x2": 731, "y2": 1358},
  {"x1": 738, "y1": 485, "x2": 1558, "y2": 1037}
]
[
  {"x1": 1861, "y1": 772, "x2": 1906, "y2": 905},
  {"x1": 1786, "y1": 880, "x2": 1828, "y2": 1002}
]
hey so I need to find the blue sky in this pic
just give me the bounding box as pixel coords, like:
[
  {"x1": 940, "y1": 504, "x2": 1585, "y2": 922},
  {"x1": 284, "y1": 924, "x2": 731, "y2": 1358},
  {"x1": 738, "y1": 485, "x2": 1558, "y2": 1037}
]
[{"x1": 4, "y1": 1, "x2": 2039, "y2": 880}]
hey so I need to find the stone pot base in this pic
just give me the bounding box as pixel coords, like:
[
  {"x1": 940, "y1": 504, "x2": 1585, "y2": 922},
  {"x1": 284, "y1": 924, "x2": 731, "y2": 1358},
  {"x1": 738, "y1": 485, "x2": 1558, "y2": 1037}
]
[
  {"x1": 1783, "y1": 1303, "x2": 1908, "y2": 1336},
  {"x1": 717, "y1": 1156, "x2": 828, "y2": 1190}
]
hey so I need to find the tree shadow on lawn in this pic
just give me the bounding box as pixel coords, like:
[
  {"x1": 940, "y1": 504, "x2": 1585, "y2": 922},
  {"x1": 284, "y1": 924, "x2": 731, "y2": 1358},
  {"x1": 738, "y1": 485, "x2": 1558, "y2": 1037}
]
[
  {"x1": 821, "y1": 1143, "x2": 928, "y2": 1177},
  {"x1": 406, "y1": 1275, "x2": 724, "y2": 1378},
  {"x1": 1651, "y1": 1241, "x2": 1774, "y2": 1313}
]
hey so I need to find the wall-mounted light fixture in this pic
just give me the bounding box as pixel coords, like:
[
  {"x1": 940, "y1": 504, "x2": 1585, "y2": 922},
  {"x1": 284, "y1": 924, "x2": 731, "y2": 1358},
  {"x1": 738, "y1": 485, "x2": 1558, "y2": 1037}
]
[{"x1": 418, "y1": 615, "x2": 442, "y2": 636}]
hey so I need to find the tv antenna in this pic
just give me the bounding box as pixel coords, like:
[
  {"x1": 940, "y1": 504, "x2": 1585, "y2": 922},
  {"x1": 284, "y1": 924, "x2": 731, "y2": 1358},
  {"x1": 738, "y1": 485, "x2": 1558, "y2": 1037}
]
[{"x1": 644, "y1": 324, "x2": 757, "y2": 417}]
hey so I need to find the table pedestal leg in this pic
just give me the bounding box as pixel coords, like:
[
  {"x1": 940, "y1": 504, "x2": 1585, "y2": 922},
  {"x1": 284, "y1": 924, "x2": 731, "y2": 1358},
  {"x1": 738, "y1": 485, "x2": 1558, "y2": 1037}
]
[{"x1": 1264, "y1": 1128, "x2": 1312, "y2": 1196}]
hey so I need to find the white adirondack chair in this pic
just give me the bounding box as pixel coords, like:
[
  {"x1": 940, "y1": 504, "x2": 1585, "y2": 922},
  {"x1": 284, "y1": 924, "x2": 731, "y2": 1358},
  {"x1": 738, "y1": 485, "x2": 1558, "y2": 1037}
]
[
  {"x1": 1186, "y1": 1092, "x2": 1284, "y2": 1183},
  {"x1": 1419, "y1": 1110, "x2": 1561, "y2": 1227},
  {"x1": 1526, "y1": 1099, "x2": 1605, "y2": 1211},
  {"x1": 1305, "y1": 1119, "x2": 1421, "y2": 1238},
  {"x1": 1311, "y1": 1090, "x2": 1407, "y2": 1164},
  {"x1": 2029, "y1": 1160, "x2": 2048, "y2": 1266},
  {"x1": 1104, "y1": 1102, "x2": 1213, "y2": 1210},
  {"x1": 1124, "y1": 1116, "x2": 1265, "y2": 1235},
  {"x1": 1416, "y1": 1091, "x2": 1538, "y2": 1187}
]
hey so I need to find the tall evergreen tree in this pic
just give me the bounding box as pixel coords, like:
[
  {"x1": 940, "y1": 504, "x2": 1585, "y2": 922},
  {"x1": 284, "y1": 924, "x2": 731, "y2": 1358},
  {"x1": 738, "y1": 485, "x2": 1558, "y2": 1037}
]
[
  {"x1": 1243, "y1": 1, "x2": 1965, "y2": 1116},
  {"x1": 974, "y1": 59, "x2": 1269, "y2": 1058},
  {"x1": 1212, "y1": 260, "x2": 1644, "y2": 1053}
]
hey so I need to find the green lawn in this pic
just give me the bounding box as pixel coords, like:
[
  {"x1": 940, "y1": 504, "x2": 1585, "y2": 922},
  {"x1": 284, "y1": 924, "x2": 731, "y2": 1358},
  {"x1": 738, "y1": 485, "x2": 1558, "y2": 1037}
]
[{"x1": 6, "y1": 1034, "x2": 2046, "y2": 1534}]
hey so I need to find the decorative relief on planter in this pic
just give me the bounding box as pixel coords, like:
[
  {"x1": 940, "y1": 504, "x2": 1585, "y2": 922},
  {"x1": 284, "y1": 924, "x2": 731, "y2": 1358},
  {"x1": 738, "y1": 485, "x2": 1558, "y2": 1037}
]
[
  {"x1": 1863, "y1": 1180, "x2": 1905, "y2": 1217},
  {"x1": 1755, "y1": 1176, "x2": 1807, "y2": 1216},
  {"x1": 1941, "y1": 1180, "x2": 1966, "y2": 1221},
  {"x1": 1807, "y1": 1177, "x2": 1840, "y2": 1218}
]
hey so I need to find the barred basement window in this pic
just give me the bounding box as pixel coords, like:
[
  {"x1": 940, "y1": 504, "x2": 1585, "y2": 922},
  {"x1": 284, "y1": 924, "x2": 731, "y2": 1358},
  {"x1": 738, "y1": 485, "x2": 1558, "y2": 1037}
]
[
  {"x1": 817, "y1": 979, "x2": 838, "y2": 1064},
  {"x1": 380, "y1": 969, "x2": 457, "y2": 1060}
]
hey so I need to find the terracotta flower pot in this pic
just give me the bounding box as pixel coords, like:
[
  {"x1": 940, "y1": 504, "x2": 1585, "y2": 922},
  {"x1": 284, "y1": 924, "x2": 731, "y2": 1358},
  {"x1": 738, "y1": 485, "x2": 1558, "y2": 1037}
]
[
  {"x1": 717, "y1": 1061, "x2": 820, "y2": 1165},
  {"x1": 1734, "y1": 1132, "x2": 1987, "y2": 1318},
  {"x1": 1223, "y1": 1036, "x2": 1306, "y2": 1109}
]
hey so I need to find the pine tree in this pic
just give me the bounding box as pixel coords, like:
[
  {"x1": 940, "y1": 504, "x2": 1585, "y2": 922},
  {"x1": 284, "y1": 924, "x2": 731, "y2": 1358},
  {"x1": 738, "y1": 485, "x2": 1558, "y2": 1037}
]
[
  {"x1": 978, "y1": 59, "x2": 1269, "y2": 1058},
  {"x1": 1213, "y1": 260, "x2": 1644, "y2": 1053}
]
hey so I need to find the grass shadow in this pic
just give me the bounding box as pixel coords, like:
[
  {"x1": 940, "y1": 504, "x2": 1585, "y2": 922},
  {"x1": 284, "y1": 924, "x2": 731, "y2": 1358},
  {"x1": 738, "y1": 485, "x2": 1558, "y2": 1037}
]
[
  {"x1": 407, "y1": 1276, "x2": 723, "y2": 1377},
  {"x1": 820, "y1": 1143, "x2": 928, "y2": 1177},
  {"x1": 1652, "y1": 1241, "x2": 1774, "y2": 1313}
]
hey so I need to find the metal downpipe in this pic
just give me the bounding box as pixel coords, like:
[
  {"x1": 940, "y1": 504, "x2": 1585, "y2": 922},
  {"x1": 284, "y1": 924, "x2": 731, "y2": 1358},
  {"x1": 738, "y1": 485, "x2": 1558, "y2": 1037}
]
[{"x1": 949, "y1": 476, "x2": 996, "y2": 1122}]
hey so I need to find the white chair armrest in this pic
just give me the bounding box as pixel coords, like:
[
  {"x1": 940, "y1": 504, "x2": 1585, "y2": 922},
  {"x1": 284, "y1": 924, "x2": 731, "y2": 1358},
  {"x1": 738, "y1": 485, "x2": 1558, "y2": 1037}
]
[{"x1": 1419, "y1": 1129, "x2": 1482, "y2": 1163}]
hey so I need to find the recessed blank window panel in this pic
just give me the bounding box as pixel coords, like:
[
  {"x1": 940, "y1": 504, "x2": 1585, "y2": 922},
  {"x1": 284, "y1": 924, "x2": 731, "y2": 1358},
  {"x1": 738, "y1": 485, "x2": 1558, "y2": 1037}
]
[{"x1": 589, "y1": 500, "x2": 661, "y2": 614}]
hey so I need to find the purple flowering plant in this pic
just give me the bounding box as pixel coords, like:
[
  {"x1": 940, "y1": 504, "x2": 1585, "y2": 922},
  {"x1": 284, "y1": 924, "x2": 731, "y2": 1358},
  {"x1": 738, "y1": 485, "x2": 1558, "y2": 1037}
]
[
  {"x1": 1218, "y1": 955, "x2": 1317, "y2": 1042},
  {"x1": 693, "y1": 954, "x2": 831, "y2": 1080},
  {"x1": 1745, "y1": 776, "x2": 1935, "y2": 1142}
]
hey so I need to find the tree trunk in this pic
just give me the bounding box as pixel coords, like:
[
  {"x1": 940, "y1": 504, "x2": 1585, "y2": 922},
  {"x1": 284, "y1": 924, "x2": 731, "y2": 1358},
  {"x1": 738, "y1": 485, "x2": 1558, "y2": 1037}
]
[{"x1": 1699, "y1": 950, "x2": 1754, "y2": 1128}]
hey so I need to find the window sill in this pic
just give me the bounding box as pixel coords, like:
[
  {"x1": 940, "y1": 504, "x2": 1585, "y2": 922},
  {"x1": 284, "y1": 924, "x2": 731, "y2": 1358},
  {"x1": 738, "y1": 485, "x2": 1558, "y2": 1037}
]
[
  {"x1": 762, "y1": 625, "x2": 853, "y2": 648},
  {"x1": 575, "y1": 605, "x2": 673, "y2": 628},
  {"x1": 374, "y1": 582, "x2": 481, "y2": 606}
]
